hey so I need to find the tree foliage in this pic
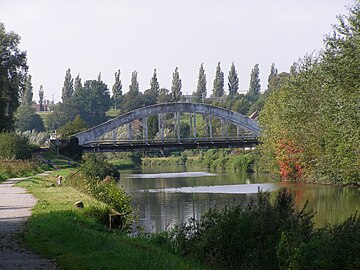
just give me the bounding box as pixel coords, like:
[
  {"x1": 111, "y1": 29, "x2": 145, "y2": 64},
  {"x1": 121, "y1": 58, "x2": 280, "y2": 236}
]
[
  {"x1": 15, "y1": 105, "x2": 45, "y2": 132},
  {"x1": 57, "y1": 115, "x2": 87, "y2": 139},
  {"x1": 22, "y1": 74, "x2": 33, "y2": 106},
  {"x1": 228, "y1": 62, "x2": 239, "y2": 96},
  {"x1": 112, "y1": 69, "x2": 123, "y2": 109},
  {"x1": 0, "y1": 23, "x2": 28, "y2": 131},
  {"x1": 193, "y1": 63, "x2": 207, "y2": 102},
  {"x1": 171, "y1": 67, "x2": 182, "y2": 102},
  {"x1": 248, "y1": 63, "x2": 261, "y2": 102},
  {"x1": 38, "y1": 85, "x2": 44, "y2": 111},
  {"x1": 74, "y1": 74, "x2": 82, "y2": 93},
  {"x1": 259, "y1": 3, "x2": 360, "y2": 183},
  {"x1": 212, "y1": 62, "x2": 224, "y2": 97},
  {"x1": 61, "y1": 68, "x2": 74, "y2": 102},
  {"x1": 123, "y1": 71, "x2": 141, "y2": 111}
]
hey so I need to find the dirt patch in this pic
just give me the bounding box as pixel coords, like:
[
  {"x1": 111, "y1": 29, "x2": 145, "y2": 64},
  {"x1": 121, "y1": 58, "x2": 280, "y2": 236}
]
[{"x1": 0, "y1": 177, "x2": 56, "y2": 269}]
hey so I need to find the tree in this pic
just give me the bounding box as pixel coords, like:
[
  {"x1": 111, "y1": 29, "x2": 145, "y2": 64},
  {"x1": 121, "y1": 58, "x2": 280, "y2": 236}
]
[
  {"x1": 74, "y1": 74, "x2": 82, "y2": 93},
  {"x1": 22, "y1": 74, "x2": 33, "y2": 106},
  {"x1": 73, "y1": 79, "x2": 111, "y2": 126},
  {"x1": 150, "y1": 68, "x2": 160, "y2": 94},
  {"x1": 259, "y1": 2, "x2": 360, "y2": 183},
  {"x1": 193, "y1": 63, "x2": 207, "y2": 103},
  {"x1": 57, "y1": 115, "x2": 87, "y2": 139},
  {"x1": 248, "y1": 64, "x2": 261, "y2": 101},
  {"x1": 267, "y1": 63, "x2": 278, "y2": 91},
  {"x1": 15, "y1": 105, "x2": 45, "y2": 132},
  {"x1": 171, "y1": 67, "x2": 182, "y2": 102},
  {"x1": 0, "y1": 23, "x2": 28, "y2": 131},
  {"x1": 212, "y1": 62, "x2": 224, "y2": 97},
  {"x1": 38, "y1": 85, "x2": 44, "y2": 111},
  {"x1": 61, "y1": 68, "x2": 74, "y2": 102},
  {"x1": 157, "y1": 88, "x2": 172, "y2": 103},
  {"x1": 228, "y1": 62, "x2": 239, "y2": 96},
  {"x1": 123, "y1": 71, "x2": 141, "y2": 111},
  {"x1": 112, "y1": 69, "x2": 123, "y2": 109}
]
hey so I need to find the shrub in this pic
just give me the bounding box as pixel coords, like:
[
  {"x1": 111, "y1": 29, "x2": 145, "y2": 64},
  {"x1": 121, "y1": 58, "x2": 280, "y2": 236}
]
[
  {"x1": 287, "y1": 213, "x2": 360, "y2": 270},
  {"x1": 227, "y1": 153, "x2": 255, "y2": 172},
  {"x1": 165, "y1": 189, "x2": 314, "y2": 270},
  {"x1": 66, "y1": 156, "x2": 133, "y2": 230},
  {"x1": 0, "y1": 132, "x2": 33, "y2": 159}
]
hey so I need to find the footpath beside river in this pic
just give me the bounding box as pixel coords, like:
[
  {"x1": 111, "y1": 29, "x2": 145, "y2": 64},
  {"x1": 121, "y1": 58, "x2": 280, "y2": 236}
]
[{"x1": 0, "y1": 175, "x2": 56, "y2": 270}]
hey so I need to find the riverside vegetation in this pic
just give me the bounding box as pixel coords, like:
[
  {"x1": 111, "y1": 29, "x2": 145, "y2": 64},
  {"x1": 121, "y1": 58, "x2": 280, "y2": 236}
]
[
  {"x1": 151, "y1": 189, "x2": 359, "y2": 270},
  {"x1": 14, "y1": 151, "x2": 359, "y2": 269}
]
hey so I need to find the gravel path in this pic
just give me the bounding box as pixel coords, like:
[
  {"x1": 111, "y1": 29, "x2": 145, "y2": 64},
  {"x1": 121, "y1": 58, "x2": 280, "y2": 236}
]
[{"x1": 0, "y1": 176, "x2": 56, "y2": 269}]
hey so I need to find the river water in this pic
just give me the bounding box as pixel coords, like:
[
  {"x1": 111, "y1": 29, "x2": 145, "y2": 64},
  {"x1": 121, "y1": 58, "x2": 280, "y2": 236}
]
[{"x1": 119, "y1": 166, "x2": 360, "y2": 233}]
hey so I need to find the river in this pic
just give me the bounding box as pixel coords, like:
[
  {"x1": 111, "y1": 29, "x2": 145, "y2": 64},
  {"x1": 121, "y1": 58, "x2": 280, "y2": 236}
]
[{"x1": 119, "y1": 165, "x2": 360, "y2": 233}]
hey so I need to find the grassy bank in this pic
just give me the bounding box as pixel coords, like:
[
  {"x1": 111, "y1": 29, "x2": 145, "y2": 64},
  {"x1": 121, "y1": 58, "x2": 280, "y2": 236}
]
[{"x1": 16, "y1": 170, "x2": 207, "y2": 269}]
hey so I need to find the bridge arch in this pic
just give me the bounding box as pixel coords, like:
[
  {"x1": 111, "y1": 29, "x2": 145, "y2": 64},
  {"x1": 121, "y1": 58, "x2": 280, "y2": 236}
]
[{"x1": 74, "y1": 102, "x2": 260, "y2": 145}]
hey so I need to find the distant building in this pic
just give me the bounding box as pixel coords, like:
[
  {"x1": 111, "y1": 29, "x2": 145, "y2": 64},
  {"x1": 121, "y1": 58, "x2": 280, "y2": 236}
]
[{"x1": 33, "y1": 99, "x2": 51, "y2": 112}]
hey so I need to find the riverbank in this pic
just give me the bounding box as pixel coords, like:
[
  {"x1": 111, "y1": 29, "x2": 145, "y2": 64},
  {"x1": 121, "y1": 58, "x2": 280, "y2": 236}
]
[{"x1": 15, "y1": 169, "x2": 207, "y2": 269}]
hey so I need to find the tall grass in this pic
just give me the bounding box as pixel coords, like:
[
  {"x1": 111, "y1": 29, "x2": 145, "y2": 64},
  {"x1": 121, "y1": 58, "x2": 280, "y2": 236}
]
[{"x1": 0, "y1": 159, "x2": 43, "y2": 181}]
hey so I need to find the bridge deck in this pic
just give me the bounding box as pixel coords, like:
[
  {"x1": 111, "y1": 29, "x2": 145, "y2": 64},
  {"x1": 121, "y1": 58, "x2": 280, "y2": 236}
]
[{"x1": 82, "y1": 137, "x2": 259, "y2": 152}]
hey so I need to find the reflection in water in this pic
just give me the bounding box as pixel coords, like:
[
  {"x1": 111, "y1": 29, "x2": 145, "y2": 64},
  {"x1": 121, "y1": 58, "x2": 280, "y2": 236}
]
[
  {"x1": 127, "y1": 171, "x2": 217, "y2": 179},
  {"x1": 141, "y1": 183, "x2": 277, "y2": 194},
  {"x1": 119, "y1": 166, "x2": 360, "y2": 233}
]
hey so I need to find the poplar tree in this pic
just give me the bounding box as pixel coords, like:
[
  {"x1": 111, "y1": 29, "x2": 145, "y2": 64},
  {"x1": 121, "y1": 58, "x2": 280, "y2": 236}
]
[
  {"x1": 112, "y1": 70, "x2": 123, "y2": 109},
  {"x1": 228, "y1": 62, "x2": 239, "y2": 96},
  {"x1": 193, "y1": 63, "x2": 207, "y2": 103},
  {"x1": 248, "y1": 64, "x2": 261, "y2": 101},
  {"x1": 74, "y1": 74, "x2": 82, "y2": 93},
  {"x1": 171, "y1": 67, "x2": 182, "y2": 102},
  {"x1": 267, "y1": 63, "x2": 278, "y2": 91},
  {"x1": 61, "y1": 68, "x2": 74, "y2": 102},
  {"x1": 123, "y1": 71, "x2": 140, "y2": 111},
  {"x1": 23, "y1": 74, "x2": 33, "y2": 106},
  {"x1": 39, "y1": 85, "x2": 44, "y2": 111},
  {"x1": 149, "y1": 68, "x2": 160, "y2": 94},
  {"x1": 212, "y1": 62, "x2": 224, "y2": 97}
]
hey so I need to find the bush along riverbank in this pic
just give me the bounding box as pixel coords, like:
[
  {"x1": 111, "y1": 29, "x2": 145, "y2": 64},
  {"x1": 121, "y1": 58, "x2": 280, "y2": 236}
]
[
  {"x1": 150, "y1": 189, "x2": 359, "y2": 270},
  {"x1": 142, "y1": 149, "x2": 258, "y2": 173},
  {"x1": 16, "y1": 156, "x2": 208, "y2": 269}
]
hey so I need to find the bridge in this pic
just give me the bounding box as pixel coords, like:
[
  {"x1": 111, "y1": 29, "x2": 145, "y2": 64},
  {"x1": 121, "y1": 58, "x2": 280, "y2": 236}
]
[{"x1": 73, "y1": 102, "x2": 260, "y2": 152}]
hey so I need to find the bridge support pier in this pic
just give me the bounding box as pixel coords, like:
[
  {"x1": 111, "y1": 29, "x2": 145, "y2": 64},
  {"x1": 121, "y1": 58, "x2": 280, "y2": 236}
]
[
  {"x1": 128, "y1": 123, "x2": 132, "y2": 140},
  {"x1": 193, "y1": 112, "x2": 197, "y2": 138},
  {"x1": 112, "y1": 130, "x2": 116, "y2": 144},
  {"x1": 158, "y1": 114, "x2": 164, "y2": 141},
  {"x1": 177, "y1": 112, "x2": 180, "y2": 141},
  {"x1": 143, "y1": 117, "x2": 148, "y2": 143},
  {"x1": 209, "y1": 114, "x2": 213, "y2": 141}
]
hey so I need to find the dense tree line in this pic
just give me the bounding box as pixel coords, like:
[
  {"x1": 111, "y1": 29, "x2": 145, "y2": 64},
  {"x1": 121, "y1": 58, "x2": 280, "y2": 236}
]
[{"x1": 259, "y1": 3, "x2": 360, "y2": 183}]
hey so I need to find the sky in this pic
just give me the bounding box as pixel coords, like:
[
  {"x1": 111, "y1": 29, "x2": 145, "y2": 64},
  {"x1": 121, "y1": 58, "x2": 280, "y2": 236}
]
[{"x1": 0, "y1": 0, "x2": 353, "y2": 102}]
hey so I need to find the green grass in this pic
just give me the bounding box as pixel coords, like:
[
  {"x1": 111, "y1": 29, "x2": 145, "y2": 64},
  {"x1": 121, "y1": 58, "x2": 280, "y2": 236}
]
[{"x1": 17, "y1": 171, "x2": 207, "y2": 269}]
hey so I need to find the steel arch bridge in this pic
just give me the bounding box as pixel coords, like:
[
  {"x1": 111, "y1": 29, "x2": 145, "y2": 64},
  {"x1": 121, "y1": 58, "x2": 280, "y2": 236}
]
[{"x1": 73, "y1": 102, "x2": 260, "y2": 152}]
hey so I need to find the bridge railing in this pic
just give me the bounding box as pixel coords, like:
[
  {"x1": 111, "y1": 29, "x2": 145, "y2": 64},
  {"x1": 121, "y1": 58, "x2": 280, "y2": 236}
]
[{"x1": 83, "y1": 135, "x2": 258, "y2": 146}]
